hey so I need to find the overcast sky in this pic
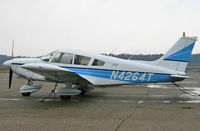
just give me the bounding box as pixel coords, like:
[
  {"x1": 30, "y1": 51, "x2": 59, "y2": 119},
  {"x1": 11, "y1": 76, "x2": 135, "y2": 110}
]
[{"x1": 0, "y1": 0, "x2": 200, "y2": 57}]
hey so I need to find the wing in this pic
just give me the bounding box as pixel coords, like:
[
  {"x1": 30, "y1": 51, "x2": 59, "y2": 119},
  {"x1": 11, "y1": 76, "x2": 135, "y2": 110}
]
[{"x1": 22, "y1": 63, "x2": 92, "y2": 85}]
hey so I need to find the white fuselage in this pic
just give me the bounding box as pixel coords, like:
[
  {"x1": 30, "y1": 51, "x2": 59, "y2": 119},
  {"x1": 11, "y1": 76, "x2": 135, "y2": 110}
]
[{"x1": 3, "y1": 49, "x2": 184, "y2": 86}]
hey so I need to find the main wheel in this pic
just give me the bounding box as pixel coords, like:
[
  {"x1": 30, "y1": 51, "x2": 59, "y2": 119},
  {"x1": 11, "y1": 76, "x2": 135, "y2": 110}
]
[
  {"x1": 21, "y1": 92, "x2": 31, "y2": 96},
  {"x1": 60, "y1": 95, "x2": 71, "y2": 100},
  {"x1": 80, "y1": 90, "x2": 86, "y2": 95}
]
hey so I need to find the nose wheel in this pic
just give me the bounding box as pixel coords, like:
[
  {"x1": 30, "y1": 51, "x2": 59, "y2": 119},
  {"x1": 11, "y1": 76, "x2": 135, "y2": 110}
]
[{"x1": 20, "y1": 81, "x2": 42, "y2": 97}]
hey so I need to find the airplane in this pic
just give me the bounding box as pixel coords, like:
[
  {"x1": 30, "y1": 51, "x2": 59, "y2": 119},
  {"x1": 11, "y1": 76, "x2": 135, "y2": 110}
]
[{"x1": 3, "y1": 33, "x2": 198, "y2": 99}]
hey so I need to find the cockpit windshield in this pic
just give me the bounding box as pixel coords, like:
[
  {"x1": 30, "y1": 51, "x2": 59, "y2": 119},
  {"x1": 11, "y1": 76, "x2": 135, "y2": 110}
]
[{"x1": 40, "y1": 51, "x2": 56, "y2": 62}]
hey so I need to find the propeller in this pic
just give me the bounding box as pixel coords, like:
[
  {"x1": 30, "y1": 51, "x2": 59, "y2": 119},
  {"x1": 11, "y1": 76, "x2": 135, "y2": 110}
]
[
  {"x1": 8, "y1": 40, "x2": 14, "y2": 89},
  {"x1": 9, "y1": 68, "x2": 13, "y2": 89}
]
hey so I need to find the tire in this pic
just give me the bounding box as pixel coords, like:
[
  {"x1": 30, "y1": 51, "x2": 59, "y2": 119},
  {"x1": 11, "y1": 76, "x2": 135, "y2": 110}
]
[
  {"x1": 21, "y1": 92, "x2": 31, "y2": 96},
  {"x1": 60, "y1": 95, "x2": 71, "y2": 99},
  {"x1": 80, "y1": 90, "x2": 86, "y2": 95}
]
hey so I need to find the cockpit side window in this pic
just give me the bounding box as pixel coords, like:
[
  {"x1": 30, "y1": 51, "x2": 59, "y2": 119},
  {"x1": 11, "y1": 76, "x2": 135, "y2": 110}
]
[
  {"x1": 51, "y1": 53, "x2": 73, "y2": 64},
  {"x1": 60, "y1": 53, "x2": 73, "y2": 64},
  {"x1": 74, "y1": 55, "x2": 91, "y2": 65},
  {"x1": 92, "y1": 59, "x2": 105, "y2": 66}
]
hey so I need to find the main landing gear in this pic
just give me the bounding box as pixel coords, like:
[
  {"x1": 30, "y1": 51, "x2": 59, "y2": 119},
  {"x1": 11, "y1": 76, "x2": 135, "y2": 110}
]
[{"x1": 21, "y1": 92, "x2": 31, "y2": 96}]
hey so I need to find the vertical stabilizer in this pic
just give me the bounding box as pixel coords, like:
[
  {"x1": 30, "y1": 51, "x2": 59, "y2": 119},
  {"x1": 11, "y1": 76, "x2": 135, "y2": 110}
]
[{"x1": 154, "y1": 33, "x2": 197, "y2": 73}]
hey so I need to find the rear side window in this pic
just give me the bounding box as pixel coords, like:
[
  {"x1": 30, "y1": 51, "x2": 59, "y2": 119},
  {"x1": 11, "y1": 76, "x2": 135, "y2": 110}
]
[
  {"x1": 92, "y1": 59, "x2": 105, "y2": 66},
  {"x1": 74, "y1": 55, "x2": 91, "y2": 65}
]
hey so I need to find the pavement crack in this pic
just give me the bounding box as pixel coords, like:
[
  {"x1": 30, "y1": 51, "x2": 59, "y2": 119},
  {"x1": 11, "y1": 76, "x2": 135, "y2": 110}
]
[{"x1": 114, "y1": 112, "x2": 132, "y2": 131}]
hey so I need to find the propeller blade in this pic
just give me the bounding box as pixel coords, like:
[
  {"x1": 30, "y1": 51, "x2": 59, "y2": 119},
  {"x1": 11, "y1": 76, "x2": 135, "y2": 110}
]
[
  {"x1": 9, "y1": 68, "x2": 13, "y2": 89},
  {"x1": 8, "y1": 40, "x2": 14, "y2": 89}
]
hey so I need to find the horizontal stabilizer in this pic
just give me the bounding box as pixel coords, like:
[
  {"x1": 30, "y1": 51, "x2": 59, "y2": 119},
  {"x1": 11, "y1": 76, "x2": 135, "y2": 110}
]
[{"x1": 170, "y1": 75, "x2": 191, "y2": 79}]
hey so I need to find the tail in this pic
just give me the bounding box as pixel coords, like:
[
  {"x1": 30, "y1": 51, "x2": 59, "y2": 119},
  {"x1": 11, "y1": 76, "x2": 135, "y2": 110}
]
[{"x1": 153, "y1": 33, "x2": 197, "y2": 73}]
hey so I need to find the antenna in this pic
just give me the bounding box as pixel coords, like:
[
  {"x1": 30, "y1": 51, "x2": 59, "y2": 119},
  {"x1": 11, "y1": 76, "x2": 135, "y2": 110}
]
[
  {"x1": 128, "y1": 55, "x2": 134, "y2": 60},
  {"x1": 183, "y1": 32, "x2": 185, "y2": 37},
  {"x1": 127, "y1": 50, "x2": 139, "y2": 60},
  {"x1": 12, "y1": 40, "x2": 14, "y2": 59}
]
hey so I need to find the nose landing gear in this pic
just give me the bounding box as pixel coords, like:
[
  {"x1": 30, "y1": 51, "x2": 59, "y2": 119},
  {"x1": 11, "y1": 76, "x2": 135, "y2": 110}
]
[{"x1": 20, "y1": 80, "x2": 42, "y2": 96}]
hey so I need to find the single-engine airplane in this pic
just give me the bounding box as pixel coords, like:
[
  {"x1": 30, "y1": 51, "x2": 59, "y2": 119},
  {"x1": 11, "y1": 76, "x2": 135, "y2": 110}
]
[{"x1": 3, "y1": 33, "x2": 198, "y2": 98}]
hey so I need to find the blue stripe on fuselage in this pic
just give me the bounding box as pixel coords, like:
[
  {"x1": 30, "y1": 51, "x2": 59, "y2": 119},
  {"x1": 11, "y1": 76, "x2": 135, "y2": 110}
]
[{"x1": 60, "y1": 66, "x2": 183, "y2": 83}]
